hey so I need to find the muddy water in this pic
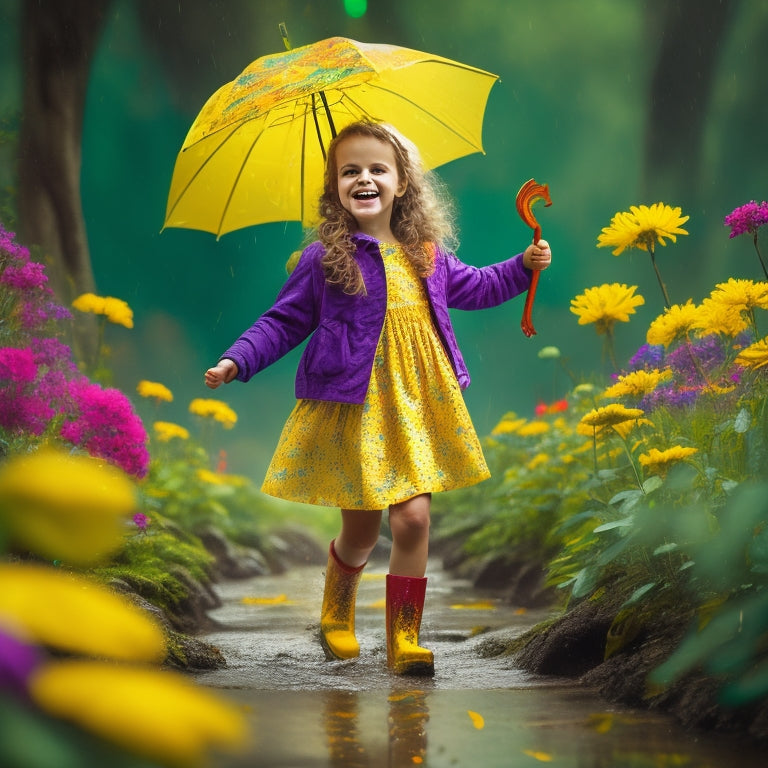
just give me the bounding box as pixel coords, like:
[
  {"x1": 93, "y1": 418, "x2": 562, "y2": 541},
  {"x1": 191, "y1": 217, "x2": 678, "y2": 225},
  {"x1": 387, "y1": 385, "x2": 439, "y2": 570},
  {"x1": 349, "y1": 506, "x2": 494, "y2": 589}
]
[{"x1": 194, "y1": 561, "x2": 763, "y2": 767}]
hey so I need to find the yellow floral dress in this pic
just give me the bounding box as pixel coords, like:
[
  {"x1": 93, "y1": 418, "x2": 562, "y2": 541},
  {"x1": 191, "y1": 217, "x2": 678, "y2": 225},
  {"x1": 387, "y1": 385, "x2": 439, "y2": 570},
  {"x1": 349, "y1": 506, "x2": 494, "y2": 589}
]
[{"x1": 261, "y1": 243, "x2": 490, "y2": 509}]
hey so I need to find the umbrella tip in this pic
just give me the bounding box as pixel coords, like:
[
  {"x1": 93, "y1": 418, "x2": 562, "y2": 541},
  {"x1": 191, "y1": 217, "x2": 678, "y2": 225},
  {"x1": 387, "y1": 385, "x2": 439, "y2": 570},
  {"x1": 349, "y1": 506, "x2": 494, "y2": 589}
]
[{"x1": 279, "y1": 22, "x2": 291, "y2": 50}]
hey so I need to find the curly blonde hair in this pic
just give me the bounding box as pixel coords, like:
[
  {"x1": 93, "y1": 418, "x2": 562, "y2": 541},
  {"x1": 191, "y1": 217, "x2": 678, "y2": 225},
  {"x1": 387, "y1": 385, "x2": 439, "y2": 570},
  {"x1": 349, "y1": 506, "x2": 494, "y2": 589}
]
[{"x1": 312, "y1": 120, "x2": 457, "y2": 295}]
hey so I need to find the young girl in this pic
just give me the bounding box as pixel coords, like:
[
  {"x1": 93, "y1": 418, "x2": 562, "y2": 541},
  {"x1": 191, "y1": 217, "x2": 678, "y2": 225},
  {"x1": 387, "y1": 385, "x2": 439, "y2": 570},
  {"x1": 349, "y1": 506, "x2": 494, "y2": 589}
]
[{"x1": 205, "y1": 120, "x2": 552, "y2": 676}]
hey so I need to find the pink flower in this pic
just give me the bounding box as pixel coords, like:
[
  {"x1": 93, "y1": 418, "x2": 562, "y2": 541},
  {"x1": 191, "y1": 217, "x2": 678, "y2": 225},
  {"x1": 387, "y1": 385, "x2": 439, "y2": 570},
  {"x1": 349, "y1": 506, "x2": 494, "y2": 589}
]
[
  {"x1": 0, "y1": 260, "x2": 48, "y2": 290},
  {"x1": 61, "y1": 378, "x2": 150, "y2": 478},
  {"x1": 0, "y1": 347, "x2": 37, "y2": 383},
  {"x1": 724, "y1": 201, "x2": 768, "y2": 238},
  {"x1": 133, "y1": 512, "x2": 150, "y2": 530}
]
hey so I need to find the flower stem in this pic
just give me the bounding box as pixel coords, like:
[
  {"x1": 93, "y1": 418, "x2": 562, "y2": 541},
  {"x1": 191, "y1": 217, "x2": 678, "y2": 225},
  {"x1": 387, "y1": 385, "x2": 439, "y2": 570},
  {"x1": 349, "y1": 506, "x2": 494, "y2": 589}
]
[
  {"x1": 649, "y1": 245, "x2": 671, "y2": 309},
  {"x1": 603, "y1": 326, "x2": 619, "y2": 371},
  {"x1": 753, "y1": 232, "x2": 768, "y2": 281}
]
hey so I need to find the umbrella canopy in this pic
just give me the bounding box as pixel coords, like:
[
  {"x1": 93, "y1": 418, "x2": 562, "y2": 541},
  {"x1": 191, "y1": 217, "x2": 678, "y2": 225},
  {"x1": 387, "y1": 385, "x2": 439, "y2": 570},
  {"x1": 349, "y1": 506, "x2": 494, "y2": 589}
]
[{"x1": 163, "y1": 36, "x2": 498, "y2": 236}]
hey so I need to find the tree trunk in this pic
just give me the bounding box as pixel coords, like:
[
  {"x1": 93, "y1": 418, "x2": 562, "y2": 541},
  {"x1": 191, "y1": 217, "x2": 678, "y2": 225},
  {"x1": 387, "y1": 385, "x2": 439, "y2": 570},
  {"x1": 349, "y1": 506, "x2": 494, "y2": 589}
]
[{"x1": 17, "y1": 0, "x2": 110, "y2": 358}]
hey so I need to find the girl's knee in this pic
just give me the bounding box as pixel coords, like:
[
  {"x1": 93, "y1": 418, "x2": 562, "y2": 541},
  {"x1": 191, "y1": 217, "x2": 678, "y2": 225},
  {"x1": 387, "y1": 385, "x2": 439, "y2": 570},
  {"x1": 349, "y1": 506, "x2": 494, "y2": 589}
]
[{"x1": 389, "y1": 496, "x2": 431, "y2": 538}]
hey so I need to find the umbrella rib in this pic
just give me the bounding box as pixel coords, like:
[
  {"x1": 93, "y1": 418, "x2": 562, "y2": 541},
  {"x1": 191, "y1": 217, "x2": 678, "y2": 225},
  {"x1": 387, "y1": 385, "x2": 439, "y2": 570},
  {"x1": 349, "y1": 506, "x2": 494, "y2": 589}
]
[{"x1": 345, "y1": 84, "x2": 483, "y2": 148}]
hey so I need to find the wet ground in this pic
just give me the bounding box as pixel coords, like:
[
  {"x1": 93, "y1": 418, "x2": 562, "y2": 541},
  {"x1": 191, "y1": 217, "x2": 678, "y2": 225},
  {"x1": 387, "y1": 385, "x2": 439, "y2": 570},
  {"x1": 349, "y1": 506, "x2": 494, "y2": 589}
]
[{"x1": 194, "y1": 560, "x2": 764, "y2": 767}]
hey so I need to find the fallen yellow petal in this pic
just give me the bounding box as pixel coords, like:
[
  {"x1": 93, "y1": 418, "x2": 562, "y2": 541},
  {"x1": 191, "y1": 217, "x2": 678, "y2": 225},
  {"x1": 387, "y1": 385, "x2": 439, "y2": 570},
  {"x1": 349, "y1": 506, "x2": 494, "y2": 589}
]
[
  {"x1": 0, "y1": 564, "x2": 166, "y2": 663},
  {"x1": 523, "y1": 749, "x2": 553, "y2": 762},
  {"x1": 467, "y1": 710, "x2": 485, "y2": 729},
  {"x1": 450, "y1": 601, "x2": 497, "y2": 610},
  {"x1": 241, "y1": 594, "x2": 293, "y2": 605},
  {"x1": 30, "y1": 660, "x2": 248, "y2": 766},
  {"x1": 588, "y1": 712, "x2": 614, "y2": 733}
]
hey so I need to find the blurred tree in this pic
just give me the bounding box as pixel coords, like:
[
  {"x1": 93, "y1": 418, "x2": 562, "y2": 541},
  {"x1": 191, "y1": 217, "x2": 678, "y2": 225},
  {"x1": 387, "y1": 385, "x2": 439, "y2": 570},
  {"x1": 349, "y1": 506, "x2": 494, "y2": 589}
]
[
  {"x1": 17, "y1": 0, "x2": 110, "y2": 357},
  {"x1": 642, "y1": 0, "x2": 737, "y2": 198}
]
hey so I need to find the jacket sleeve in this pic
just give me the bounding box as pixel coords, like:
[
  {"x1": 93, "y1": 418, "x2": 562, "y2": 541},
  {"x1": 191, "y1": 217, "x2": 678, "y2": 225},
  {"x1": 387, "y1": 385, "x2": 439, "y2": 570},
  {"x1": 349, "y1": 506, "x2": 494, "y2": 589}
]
[
  {"x1": 220, "y1": 245, "x2": 323, "y2": 382},
  {"x1": 442, "y1": 249, "x2": 532, "y2": 310}
]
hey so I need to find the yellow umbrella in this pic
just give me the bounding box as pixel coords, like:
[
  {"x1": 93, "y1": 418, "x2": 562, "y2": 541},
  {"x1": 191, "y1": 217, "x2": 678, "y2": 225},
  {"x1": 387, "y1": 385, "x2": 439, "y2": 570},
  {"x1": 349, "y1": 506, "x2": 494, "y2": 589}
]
[{"x1": 163, "y1": 35, "x2": 498, "y2": 237}]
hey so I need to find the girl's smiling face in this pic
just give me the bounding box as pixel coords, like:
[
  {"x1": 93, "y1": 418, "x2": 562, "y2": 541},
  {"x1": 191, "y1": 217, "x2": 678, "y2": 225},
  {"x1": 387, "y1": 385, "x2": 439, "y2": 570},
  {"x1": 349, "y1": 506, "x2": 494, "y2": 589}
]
[{"x1": 335, "y1": 134, "x2": 407, "y2": 239}]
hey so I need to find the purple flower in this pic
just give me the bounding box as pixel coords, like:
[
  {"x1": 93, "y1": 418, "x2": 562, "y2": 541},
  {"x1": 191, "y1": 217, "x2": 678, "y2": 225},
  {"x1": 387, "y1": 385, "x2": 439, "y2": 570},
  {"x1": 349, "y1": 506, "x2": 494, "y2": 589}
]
[
  {"x1": 61, "y1": 378, "x2": 150, "y2": 478},
  {"x1": 627, "y1": 343, "x2": 665, "y2": 371},
  {"x1": 666, "y1": 335, "x2": 726, "y2": 386},
  {"x1": 133, "y1": 512, "x2": 150, "y2": 530},
  {"x1": 0, "y1": 629, "x2": 42, "y2": 697},
  {"x1": 724, "y1": 201, "x2": 768, "y2": 238},
  {"x1": 0, "y1": 260, "x2": 48, "y2": 290}
]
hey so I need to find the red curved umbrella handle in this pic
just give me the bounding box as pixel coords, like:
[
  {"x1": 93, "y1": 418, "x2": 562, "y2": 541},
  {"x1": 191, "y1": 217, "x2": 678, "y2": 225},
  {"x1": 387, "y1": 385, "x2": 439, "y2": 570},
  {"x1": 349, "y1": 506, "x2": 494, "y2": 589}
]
[{"x1": 516, "y1": 179, "x2": 552, "y2": 337}]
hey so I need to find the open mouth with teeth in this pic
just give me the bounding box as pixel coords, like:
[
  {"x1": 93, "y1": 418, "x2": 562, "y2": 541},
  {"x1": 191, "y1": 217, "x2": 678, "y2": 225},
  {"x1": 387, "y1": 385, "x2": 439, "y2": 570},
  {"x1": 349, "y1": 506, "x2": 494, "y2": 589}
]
[{"x1": 353, "y1": 190, "x2": 379, "y2": 200}]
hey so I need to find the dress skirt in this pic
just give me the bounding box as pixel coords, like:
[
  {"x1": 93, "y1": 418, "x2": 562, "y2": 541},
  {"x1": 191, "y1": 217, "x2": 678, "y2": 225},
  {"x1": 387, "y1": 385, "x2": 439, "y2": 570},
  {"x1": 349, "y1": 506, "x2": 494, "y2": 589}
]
[{"x1": 261, "y1": 243, "x2": 490, "y2": 509}]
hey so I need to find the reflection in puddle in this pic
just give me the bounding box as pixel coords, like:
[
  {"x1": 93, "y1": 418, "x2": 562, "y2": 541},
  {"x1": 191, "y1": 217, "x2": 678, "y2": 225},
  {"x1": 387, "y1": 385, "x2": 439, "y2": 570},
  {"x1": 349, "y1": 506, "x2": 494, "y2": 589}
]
[{"x1": 323, "y1": 688, "x2": 429, "y2": 767}]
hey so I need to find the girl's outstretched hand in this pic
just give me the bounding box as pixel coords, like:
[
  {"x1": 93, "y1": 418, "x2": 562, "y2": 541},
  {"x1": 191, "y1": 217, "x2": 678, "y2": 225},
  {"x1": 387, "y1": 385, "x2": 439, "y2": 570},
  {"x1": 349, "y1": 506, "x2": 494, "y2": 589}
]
[
  {"x1": 523, "y1": 239, "x2": 552, "y2": 271},
  {"x1": 205, "y1": 359, "x2": 238, "y2": 389}
]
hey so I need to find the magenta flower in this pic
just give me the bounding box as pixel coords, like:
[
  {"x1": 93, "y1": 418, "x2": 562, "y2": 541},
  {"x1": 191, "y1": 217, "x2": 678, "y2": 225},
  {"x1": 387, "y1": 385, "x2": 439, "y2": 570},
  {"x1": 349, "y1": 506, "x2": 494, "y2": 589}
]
[
  {"x1": 0, "y1": 260, "x2": 48, "y2": 290},
  {"x1": 725, "y1": 201, "x2": 768, "y2": 280},
  {"x1": 133, "y1": 512, "x2": 150, "y2": 530},
  {"x1": 724, "y1": 201, "x2": 768, "y2": 238},
  {"x1": 0, "y1": 347, "x2": 38, "y2": 383},
  {"x1": 61, "y1": 378, "x2": 150, "y2": 478},
  {"x1": 0, "y1": 629, "x2": 42, "y2": 697}
]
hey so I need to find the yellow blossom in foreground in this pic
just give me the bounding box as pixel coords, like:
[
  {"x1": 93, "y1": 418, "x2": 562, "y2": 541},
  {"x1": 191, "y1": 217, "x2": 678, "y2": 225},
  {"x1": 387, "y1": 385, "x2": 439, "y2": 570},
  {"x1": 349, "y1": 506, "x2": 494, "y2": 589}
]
[
  {"x1": 570, "y1": 284, "x2": 645, "y2": 334},
  {"x1": 612, "y1": 417, "x2": 654, "y2": 440},
  {"x1": 29, "y1": 661, "x2": 248, "y2": 767},
  {"x1": 154, "y1": 421, "x2": 190, "y2": 442},
  {"x1": 72, "y1": 292, "x2": 134, "y2": 328},
  {"x1": 0, "y1": 564, "x2": 166, "y2": 662},
  {"x1": 137, "y1": 379, "x2": 173, "y2": 402},
  {"x1": 597, "y1": 203, "x2": 689, "y2": 256},
  {"x1": 189, "y1": 398, "x2": 238, "y2": 429},
  {"x1": 580, "y1": 404, "x2": 644, "y2": 429},
  {"x1": 639, "y1": 446, "x2": 699, "y2": 477},
  {"x1": 735, "y1": 337, "x2": 768, "y2": 370},
  {"x1": 0, "y1": 448, "x2": 137, "y2": 565},
  {"x1": 646, "y1": 302, "x2": 700, "y2": 347},
  {"x1": 603, "y1": 369, "x2": 671, "y2": 399}
]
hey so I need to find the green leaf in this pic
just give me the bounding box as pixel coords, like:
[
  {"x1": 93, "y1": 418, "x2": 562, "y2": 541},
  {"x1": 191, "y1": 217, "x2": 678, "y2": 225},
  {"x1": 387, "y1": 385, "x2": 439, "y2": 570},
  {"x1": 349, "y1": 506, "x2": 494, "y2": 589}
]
[
  {"x1": 642, "y1": 476, "x2": 663, "y2": 494},
  {"x1": 622, "y1": 582, "x2": 657, "y2": 608},
  {"x1": 608, "y1": 489, "x2": 642, "y2": 506},
  {"x1": 594, "y1": 516, "x2": 634, "y2": 533},
  {"x1": 571, "y1": 565, "x2": 600, "y2": 598},
  {"x1": 734, "y1": 407, "x2": 751, "y2": 434},
  {"x1": 653, "y1": 542, "x2": 679, "y2": 556}
]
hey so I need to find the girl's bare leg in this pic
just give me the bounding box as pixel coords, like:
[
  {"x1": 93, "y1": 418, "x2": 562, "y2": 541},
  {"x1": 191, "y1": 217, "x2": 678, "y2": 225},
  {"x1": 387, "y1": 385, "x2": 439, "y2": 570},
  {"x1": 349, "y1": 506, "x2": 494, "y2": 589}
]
[
  {"x1": 388, "y1": 493, "x2": 431, "y2": 577},
  {"x1": 334, "y1": 508, "x2": 383, "y2": 567}
]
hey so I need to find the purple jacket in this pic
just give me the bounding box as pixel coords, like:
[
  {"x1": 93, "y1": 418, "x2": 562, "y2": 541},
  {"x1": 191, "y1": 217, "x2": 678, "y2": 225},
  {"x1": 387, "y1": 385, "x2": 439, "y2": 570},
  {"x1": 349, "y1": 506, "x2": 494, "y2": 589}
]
[{"x1": 221, "y1": 233, "x2": 532, "y2": 404}]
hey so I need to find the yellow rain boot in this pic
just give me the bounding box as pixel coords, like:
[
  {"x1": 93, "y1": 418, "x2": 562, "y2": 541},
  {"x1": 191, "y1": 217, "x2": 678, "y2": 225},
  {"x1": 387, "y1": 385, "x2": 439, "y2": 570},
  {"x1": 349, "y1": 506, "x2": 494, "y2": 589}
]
[
  {"x1": 386, "y1": 574, "x2": 434, "y2": 676},
  {"x1": 320, "y1": 540, "x2": 365, "y2": 660}
]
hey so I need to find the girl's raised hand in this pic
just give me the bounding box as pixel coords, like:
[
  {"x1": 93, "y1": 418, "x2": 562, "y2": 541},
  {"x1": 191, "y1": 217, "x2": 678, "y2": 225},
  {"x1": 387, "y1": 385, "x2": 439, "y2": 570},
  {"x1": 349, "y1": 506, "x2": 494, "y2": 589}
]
[{"x1": 204, "y1": 359, "x2": 238, "y2": 389}]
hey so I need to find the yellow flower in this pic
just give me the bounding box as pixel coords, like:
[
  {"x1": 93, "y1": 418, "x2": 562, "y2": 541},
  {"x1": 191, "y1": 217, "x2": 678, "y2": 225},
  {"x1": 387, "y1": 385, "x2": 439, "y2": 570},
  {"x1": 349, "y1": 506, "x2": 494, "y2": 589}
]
[
  {"x1": 526, "y1": 452, "x2": 550, "y2": 471},
  {"x1": 491, "y1": 412, "x2": 526, "y2": 435},
  {"x1": 570, "y1": 284, "x2": 645, "y2": 334},
  {"x1": 72, "y1": 293, "x2": 134, "y2": 328},
  {"x1": 707, "y1": 278, "x2": 768, "y2": 312},
  {"x1": 516, "y1": 420, "x2": 550, "y2": 437},
  {"x1": 612, "y1": 417, "x2": 654, "y2": 439},
  {"x1": 29, "y1": 661, "x2": 248, "y2": 767},
  {"x1": 137, "y1": 380, "x2": 174, "y2": 402},
  {"x1": 196, "y1": 468, "x2": 249, "y2": 487},
  {"x1": 580, "y1": 404, "x2": 644, "y2": 429},
  {"x1": 695, "y1": 298, "x2": 749, "y2": 337},
  {"x1": 0, "y1": 564, "x2": 166, "y2": 662},
  {"x1": 639, "y1": 446, "x2": 698, "y2": 477},
  {"x1": 735, "y1": 337, "x2": 768, "y2": 370},
  {"x1": 603, "y1": 369, "x2": 671, "y2": 398},
  {"x1": 597, "y1": 203, "x2": 689, "y2": 256},
  {"x1": 646, "y1": 301, "x2": 700, "y2": 347},
  {"x1": 153, "y1": 421, "x2": 190, "y2": 442},
  {"x1": 0, "y1": 448, "x2": 137, "y2": 566},
  {"x1": 189, "y1": 398, "x2": 238, "y2": 429}
]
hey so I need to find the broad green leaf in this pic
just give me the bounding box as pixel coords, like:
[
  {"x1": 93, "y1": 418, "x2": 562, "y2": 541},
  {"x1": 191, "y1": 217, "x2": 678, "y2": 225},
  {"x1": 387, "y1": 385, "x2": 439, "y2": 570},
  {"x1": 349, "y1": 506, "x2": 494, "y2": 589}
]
[
  {"x1": 622, "y1": 582, "x2": 657, "y2": 607},
  {"x1": 734, "y1": 407, "x2": 751, "y2": 434},
  {"x1": 594, "y1": 517, "x2": 634, "y2": 533},
  {"x1": 653, "y1": 542, "x2": 679, "y2": 556}
]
